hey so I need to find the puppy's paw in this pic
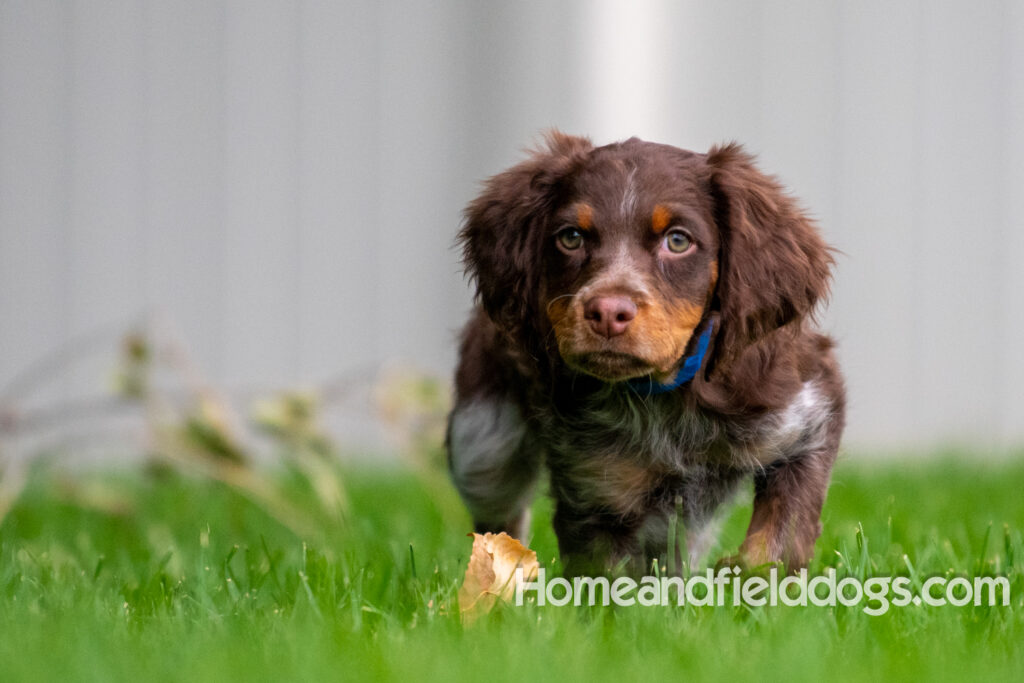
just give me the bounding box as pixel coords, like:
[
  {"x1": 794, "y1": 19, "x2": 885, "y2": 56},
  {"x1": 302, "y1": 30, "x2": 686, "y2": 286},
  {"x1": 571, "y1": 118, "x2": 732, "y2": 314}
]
[{"x1": 715, "y1": 552, "x2": 783, "y2": 577}]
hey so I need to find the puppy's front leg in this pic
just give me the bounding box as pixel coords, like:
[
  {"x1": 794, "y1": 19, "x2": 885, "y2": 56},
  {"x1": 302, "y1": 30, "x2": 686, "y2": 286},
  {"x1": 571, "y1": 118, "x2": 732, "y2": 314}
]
[
  {"x1": 739, "y1": 450, "x2": 835, "y2": 569},
  {"x1": 447, "y1": 398, "x2": 539, "y2": 539},
  {"x1": 553, "y1": 503, "x2": 647, "y2": 578}
]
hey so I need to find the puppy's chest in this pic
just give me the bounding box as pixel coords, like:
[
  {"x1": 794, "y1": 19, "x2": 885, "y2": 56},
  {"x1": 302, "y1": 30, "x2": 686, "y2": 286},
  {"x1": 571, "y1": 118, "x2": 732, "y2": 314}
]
[
  {"x1": 541, "y1": 382, "x2": 827, "y2": 499},
  {"x1": 542, "y1": 391, "x2": 734, "y2": 470},
  {"x1": 540, "y1": 399, "x2": 731, "y2": 518}
]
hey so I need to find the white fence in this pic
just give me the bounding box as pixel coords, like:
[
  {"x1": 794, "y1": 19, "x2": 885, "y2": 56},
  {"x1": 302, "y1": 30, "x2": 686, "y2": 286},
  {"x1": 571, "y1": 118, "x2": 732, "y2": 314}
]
[{"x1": 1, "y1": 1, "x2": 1022, "y2": 453}]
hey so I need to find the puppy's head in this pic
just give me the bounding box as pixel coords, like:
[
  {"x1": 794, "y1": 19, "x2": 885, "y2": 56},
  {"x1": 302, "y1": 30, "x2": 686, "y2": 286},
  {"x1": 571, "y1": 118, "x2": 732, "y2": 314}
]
[{"x1": 460, "y1": 132, "x2": 832, "y2": 382}]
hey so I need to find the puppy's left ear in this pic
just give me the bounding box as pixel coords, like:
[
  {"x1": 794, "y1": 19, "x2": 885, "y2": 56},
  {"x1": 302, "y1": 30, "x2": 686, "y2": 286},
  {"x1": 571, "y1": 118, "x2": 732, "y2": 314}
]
[
  {"x1": 459, "y1": 131, "x2": 592, "y2": 344},
  {"x1": 706, "y1": 143, "x2": 834, "y2": 354}
]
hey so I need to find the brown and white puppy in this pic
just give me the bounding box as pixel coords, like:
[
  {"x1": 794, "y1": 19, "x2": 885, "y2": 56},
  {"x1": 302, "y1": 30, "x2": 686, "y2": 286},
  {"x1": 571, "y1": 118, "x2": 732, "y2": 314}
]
[{"x1": 447, "y1": 132, "x2": 845, "y2": 576}]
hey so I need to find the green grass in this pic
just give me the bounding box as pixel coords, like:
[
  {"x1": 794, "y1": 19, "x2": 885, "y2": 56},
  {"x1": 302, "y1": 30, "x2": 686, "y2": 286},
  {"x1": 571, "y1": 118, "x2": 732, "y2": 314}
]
[{"x1": 1, "y1": 455, "x2": 1022, "y2": 682}]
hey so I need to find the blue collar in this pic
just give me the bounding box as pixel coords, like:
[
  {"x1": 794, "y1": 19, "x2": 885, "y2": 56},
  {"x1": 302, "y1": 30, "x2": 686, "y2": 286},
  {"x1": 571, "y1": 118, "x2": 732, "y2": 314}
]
[{"x1": 626, "y1": 321, "x2": 714, "y2": 396}]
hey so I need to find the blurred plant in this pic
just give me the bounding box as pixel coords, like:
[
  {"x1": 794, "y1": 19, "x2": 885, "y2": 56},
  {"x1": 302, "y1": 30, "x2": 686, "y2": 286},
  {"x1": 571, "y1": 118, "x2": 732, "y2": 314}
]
[
  {"x1": 253, "y1": 390, "x2": 349, "y2": 523},
  {"x1": 181, "y1": 397, "x2": 247, "y2": 464},
  {"x1": 374, "y1": 365, "x2": 451, "y2": 472},
  {"x1": 110, "y1": 326, "x2": 349, "y2": 540},
  {"x1": 372, "y1": 365, "x2": 466, "y2": 530},
  {"x1": 0, "y1": 322, "x2": 147, "y2": 525},
  {"x1": 0, "y1": 316, "x2": 463, "y2": 540},
  {"x1": 113, "y1": 332, "x2": 151, "y2": 399},
  {"x1": 253, "y1": 391, "x2": 329, "y2": 453}
]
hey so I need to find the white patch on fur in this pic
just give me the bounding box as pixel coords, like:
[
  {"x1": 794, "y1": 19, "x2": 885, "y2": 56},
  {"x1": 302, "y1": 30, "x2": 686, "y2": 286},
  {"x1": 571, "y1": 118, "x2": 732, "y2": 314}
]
[
  {"x1": 730, "y1": 380, "x2": 833, "y2": 468},
  {"x1": 769, "y1": 381, "x2": 831, "y2": 455},
  {"x1": 550, "y1": 378, "x2": 833, "y2": 475},
  {"x1": 448, "y1": 399, "x2": 533, "y2": 524},
  {"x1": 576, "y1": 240, "x2": 652, "y2": 302}
]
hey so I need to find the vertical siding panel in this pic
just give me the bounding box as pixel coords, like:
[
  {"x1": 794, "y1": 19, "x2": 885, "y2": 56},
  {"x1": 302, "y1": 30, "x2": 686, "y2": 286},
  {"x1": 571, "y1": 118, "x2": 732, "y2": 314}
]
[
  {"x1": 222, "y1": 1, "x2": 301, "y2": 387},
  {"x1": 914, "y1": 4, "x2": 1004, "y2": 445},
  {"x1": 67, "y1": 0, "x2": 148, "y2": 399},
  {"x1": 0, "y1": 2, "x2": 70, "y2": 404},
  {"x1": 1000, "y1": 0, "x2": 1024, "y2": 444},
  {"x1": 659, "y1": 0, "x2": 764, "y2": 150},
  {"x1": 296, "y1": 0, "x2": 380, "y2": 384},
  {"x1": 758, "y1": 0, "x2": 838, "y2": 219},
  {"x1": 830, "y1": 2, "x2": 922, "y2": 448},
  {"x1": 375, "y1": 0, "x2": 470, "y2": 375},
  {"x1": 142, "y1": 0, "x2": 225, "y2": 380},
  {"x1": 460, "y1": 0, "x2": 587, "y2": 175}
]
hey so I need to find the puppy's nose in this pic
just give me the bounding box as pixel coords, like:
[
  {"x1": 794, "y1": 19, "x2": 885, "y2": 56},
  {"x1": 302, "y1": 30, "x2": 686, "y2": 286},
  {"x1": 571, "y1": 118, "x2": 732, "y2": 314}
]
[{"x1": 584, "y1": 296, "x2": 637, "y2": 338}]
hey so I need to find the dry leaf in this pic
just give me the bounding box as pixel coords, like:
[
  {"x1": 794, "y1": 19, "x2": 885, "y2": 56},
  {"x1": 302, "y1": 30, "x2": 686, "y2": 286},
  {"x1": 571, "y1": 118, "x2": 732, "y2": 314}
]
[{"x1": 458, "y1": 532, "x2": 539, "y2": 622}]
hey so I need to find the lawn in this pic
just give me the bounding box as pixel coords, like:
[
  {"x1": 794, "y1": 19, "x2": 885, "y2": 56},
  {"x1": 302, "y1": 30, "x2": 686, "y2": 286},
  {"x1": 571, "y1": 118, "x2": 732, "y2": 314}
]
[{"x1": 0, "y1": 455, "x2": 1022, "y2": 682}]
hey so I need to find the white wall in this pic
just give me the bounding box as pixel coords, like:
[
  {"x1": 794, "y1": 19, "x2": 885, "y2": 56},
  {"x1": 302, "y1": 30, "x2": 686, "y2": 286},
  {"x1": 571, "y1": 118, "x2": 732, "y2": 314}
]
[{"x1": 0, "y1": 0, "x2": 1021, "y2": 453}]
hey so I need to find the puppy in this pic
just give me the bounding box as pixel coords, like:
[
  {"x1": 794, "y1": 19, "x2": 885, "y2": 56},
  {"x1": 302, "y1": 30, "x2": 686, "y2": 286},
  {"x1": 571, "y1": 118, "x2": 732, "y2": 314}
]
[{"x1": 447, "y1": 132, "x2": 845, "y2": 575}]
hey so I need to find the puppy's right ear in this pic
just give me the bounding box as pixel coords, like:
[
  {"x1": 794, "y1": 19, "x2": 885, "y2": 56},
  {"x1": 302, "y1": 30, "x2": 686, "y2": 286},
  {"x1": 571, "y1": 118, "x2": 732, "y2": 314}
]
[
  {"x1": 706, "y1": 143, "x2": 833, "y2": 359},
  {"x1": 459, "y1": 131, "x2": 592, "y2": 337}
]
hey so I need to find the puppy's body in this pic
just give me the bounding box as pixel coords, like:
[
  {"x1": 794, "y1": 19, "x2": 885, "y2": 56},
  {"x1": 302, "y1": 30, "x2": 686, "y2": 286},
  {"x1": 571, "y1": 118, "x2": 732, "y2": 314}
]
[{"x1": 448, "y1": 134, "x2": 845, "y2": 575}]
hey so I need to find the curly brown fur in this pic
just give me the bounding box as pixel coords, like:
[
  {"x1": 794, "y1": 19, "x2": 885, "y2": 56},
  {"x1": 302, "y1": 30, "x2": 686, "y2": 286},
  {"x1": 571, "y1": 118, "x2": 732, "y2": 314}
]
[{"x1": 447, "y1": 132, "x2": 845, "y2": 575}]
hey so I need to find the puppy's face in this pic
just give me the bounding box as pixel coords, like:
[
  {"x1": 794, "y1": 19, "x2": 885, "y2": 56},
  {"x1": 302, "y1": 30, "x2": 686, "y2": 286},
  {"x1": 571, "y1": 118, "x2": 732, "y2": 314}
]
[
  {"x1": 461, "y1": 133, "x2": 833, "y2": 383},
  {"x1": 542, "y1": 147, "x2": 718, "y2": 382}
]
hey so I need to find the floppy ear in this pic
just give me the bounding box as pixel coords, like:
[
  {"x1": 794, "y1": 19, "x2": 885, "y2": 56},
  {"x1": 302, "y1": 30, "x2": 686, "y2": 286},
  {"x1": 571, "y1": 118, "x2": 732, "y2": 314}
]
[
  {"x1": 459, "y1": 131, "x2": 592, "y2": 344},
  {"x1": 707, "y1": 143, "x2": 834, "y2": 357}
]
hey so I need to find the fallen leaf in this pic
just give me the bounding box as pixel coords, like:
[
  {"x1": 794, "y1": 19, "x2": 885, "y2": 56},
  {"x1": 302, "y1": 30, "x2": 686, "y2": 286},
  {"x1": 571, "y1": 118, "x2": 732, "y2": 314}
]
[{"x1": 458, "y1": 532, "x2": 539, "y2": 623}]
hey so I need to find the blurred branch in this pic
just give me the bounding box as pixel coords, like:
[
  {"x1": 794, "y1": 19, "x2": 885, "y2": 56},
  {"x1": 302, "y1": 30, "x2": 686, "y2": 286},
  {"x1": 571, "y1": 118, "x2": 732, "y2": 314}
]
[
  {"x1": 2, "y1": 396, "x2": 139, "y2": 435},
  {"x1": 0, "y1": 316, "x2": 148, "y2": 403}
]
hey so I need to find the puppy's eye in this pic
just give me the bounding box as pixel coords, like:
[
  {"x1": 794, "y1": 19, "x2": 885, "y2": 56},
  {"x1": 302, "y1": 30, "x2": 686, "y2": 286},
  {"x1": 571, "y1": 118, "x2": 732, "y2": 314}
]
[
  {"x1": 556, "y1": 228, "x2": 585, "y2": 251},
  {"x1": 662, "y1": 229, "x2": 693, "y2": 254}
]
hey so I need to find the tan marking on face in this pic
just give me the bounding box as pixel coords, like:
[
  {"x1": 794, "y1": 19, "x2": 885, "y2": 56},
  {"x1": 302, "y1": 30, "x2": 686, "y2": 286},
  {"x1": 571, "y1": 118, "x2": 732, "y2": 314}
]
[
  {"x1": 707, "y1": 260, "x2": 719, "y2": 300},
  {"x1": 546, "y1": 297, "x2": 576, "y2": 352},
  {"x1": 547, "y1": 285, "x2": 706, "y2": 380},
  {"x1": 635, "y1": 300, "x2": 705, "y2": 377},
  {"x1": 575, "y1": 203, "x2": 594, "y2": 231},
  {"x1": 651, "y1": 204, "x2": 672, "y2": 234}
]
